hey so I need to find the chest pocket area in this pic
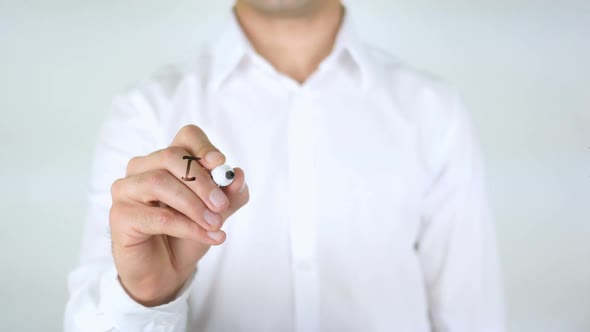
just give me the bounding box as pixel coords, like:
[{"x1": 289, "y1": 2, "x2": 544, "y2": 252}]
[{"x1": 311, "y1": 110, "x2": 415, "y2": 239}]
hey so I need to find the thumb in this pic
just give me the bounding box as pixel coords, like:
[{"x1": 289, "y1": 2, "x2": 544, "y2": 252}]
[{"x1": 220, "y1": 167, "x2": 249, "y2": 220}]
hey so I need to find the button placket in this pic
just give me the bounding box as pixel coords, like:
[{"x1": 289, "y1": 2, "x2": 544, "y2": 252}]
[{"x1": 286, "y1": 90, "x2": 319, "y2": 332}]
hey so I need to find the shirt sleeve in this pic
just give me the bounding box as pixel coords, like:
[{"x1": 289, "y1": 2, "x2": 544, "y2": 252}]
[
  {"x1": 416, "y1": 91, "x2": 505, "y2": 332},
  {"x1": 63, "y1": 92, "x2": 193, "y2": 332}
]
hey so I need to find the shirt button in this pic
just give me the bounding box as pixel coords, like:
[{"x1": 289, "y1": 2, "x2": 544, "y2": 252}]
[{"x1": 295, "y1": 260, "x2": 312, "y2": 272}]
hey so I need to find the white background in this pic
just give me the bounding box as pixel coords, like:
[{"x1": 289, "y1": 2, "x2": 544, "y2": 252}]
[{"x1": 0, "y1": 0, "x2": 588, "y2": 331}]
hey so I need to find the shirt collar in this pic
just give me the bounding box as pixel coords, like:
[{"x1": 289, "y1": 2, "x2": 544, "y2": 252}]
[
  {"x1": 327, "y1": 10, "x2": 376, "y2": 91},
  {"x1": 207, "y1": 8, "x2": 376, "y2": 92},
  {"x1": 207, "y1": 12, "x2": 251, "y2": 92}
]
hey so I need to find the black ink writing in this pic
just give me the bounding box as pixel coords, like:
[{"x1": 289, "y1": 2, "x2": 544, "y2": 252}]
[{"x1": 182, "y1": 156, "x2": 201, "y2": 181}]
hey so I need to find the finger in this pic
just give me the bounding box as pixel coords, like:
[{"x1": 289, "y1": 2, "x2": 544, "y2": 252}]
[
  {"x1": 171, "y1": 125, "x2": 226, "y2": 170},
  {"x1": 126, "y1": 146, "x2": 230, "y2": 213},
  {"x1": 219, "y1": 167, "x2": 250, "y2": 220},
  {"x1": 110, "y1": 203, "x2": 226, "y2": 247},
  {"x1": 111, "y1": 170, "x2": 224, "y2": 232}
]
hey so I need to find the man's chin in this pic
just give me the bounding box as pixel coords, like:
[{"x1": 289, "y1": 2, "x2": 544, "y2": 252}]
[{"x1": 238, "y1": 0, "x2": 324, "y2": 18}]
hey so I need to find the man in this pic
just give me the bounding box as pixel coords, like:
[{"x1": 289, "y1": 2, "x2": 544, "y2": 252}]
[{"x1": 65, "y1": 0, "x2": 504, "y2": 331}]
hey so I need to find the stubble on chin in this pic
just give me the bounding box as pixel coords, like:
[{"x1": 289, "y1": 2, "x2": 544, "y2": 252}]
[{"x1": 240, "y1": 0, "x2": 327, "y2": 17}]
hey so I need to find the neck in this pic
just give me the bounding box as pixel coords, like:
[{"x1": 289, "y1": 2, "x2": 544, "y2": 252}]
[{"x1": 234, "y1": 1, "x2": 344, "y2": 84}]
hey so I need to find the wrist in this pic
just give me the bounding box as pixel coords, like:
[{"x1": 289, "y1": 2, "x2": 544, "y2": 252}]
[{"x1": 117, "y1": 274, "x2": 185, "y2": 307}]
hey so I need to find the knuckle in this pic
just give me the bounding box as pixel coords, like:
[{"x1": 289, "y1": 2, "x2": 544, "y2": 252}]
[
  {"x1": 138, "y1": 207, "x2": 152, "y2": 230},
  {"x1": 155, "y1": 208, "x2": 175, "y2": 228},
  {"x1": 178, "y1": 125, "x2": 204, "y2": 141},
  {"x1": 161, "y1": 147, "x2": 180, "y2": 165},
  {"x1": 126, "y1": 156, "x2": 141, "y2": 175},
  {"x1": 110, "y1": 178, "x2": 125, "y2": 199},
  {"x1": 137, "y1": 207, "x2": 173, "y2": 233},
  {"x1": 109, "y1": 203, "x2": 125, "y2": 229},
  {"x1": 144, "y1": 169, "x2": 168, "y2": 187}
]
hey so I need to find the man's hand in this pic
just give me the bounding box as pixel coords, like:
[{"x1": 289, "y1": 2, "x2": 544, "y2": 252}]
[{"x1": 109, "y1": 125, "x2": 249, "y2": 307}]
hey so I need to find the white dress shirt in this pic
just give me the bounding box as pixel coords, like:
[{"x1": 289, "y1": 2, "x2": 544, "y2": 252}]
[{"x1": 64, "y1": 11, "x2": 504, "y2": 332}]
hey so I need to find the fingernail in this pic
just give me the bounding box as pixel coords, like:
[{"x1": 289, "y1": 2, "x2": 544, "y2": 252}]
[
  {"x1": 209, "y1": 187, "x2": 229, "y2": 209},
  {"x1": 239, "y1": 181, "x2": 247, "y2": 193},
  {"x1": 205, "y1": 151, "x2": 223, "y2": 164},
  {"x1": 207, "y1": 231, "x2": 224, "y2": 241},
  {"x1": 203, "y1": 210, "x2": 221, "y2": 226}
]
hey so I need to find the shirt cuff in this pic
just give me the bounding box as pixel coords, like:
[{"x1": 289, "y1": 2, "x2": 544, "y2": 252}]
[{"x1": 98, "y1": 265, "x2": 195, "y2": 332}]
